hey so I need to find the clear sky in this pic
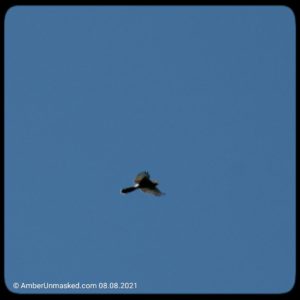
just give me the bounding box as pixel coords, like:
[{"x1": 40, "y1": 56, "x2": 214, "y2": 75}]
[{"x1": 5, "y1": 6, "x2": 295, "y2": 294}]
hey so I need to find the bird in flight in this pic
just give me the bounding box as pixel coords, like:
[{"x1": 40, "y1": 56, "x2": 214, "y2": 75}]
[{"x1": 121, "y1": 171, "x2": 165, "y2": 196}]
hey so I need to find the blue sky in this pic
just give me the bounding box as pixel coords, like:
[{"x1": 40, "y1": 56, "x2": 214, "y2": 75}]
[{"x1": 5, "y1": 6, "x2": 295, "y2": 294}]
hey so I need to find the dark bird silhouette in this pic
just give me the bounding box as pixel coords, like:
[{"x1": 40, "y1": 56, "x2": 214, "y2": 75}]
[{"x1": 121, "y1": 171, "x2": 165, "y2": 196}]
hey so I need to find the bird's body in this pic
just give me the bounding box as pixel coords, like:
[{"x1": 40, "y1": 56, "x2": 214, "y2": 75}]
[{"x1": 121, "y1": 171, "x2": 165, "y2": 196}]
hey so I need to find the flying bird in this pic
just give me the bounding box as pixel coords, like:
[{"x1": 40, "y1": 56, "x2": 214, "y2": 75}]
[{"x1": 121, "y1": 171, "x2": 165, "y2": 196}]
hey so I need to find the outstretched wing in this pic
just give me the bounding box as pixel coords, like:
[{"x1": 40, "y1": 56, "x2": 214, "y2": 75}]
[
  {"x1": 141, "y1": 187, "x2": 165, "y2": 196},
  {"x1": 135, "y1": 171, "x2": 150, "y2": 183}
]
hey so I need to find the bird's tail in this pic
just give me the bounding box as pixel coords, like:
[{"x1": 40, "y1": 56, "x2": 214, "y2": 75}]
[{"x1": 121, "y1": 186, "x2": 138, "y2": 194}]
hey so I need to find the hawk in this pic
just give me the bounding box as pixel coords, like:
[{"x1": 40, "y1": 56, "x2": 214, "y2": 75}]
[{"x1": 121, "y1": 171, "x2": 165, "y2": 196}]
